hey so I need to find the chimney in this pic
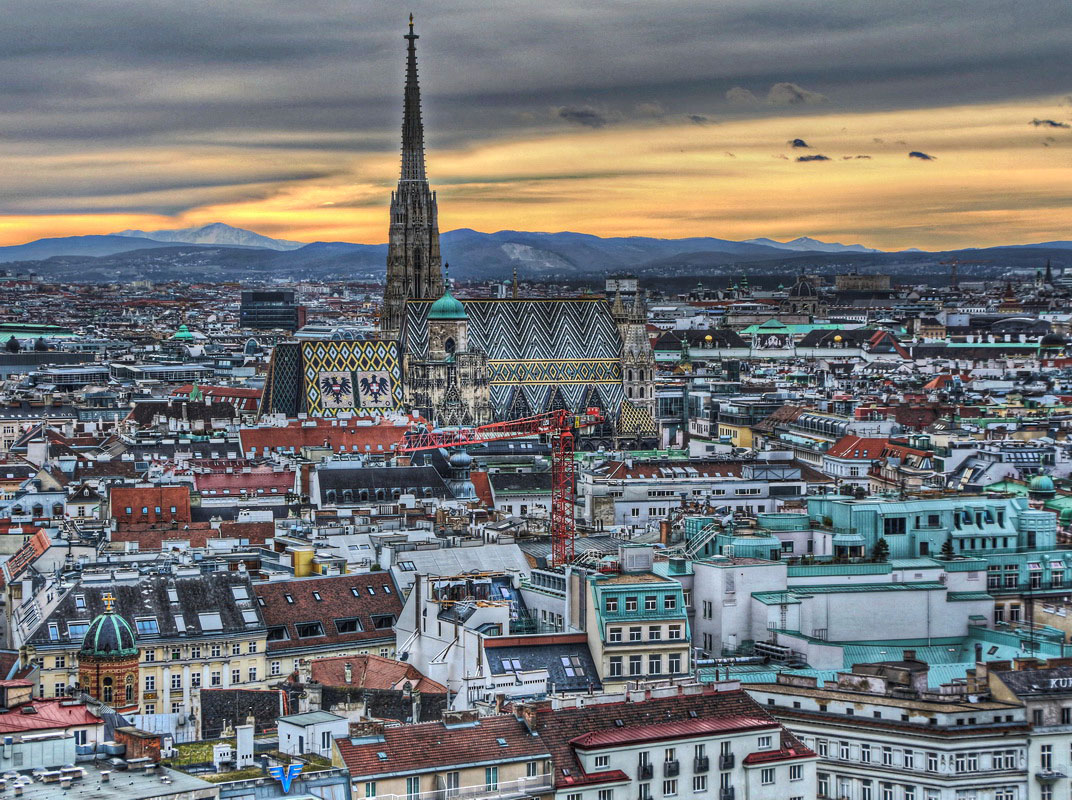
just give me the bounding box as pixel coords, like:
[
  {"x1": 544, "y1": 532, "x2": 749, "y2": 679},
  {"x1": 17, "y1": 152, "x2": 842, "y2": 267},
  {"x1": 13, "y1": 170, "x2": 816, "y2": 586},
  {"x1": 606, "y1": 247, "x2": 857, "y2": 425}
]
[
  {"x1": 344, "y1": 663, "x2": 353, "y2": 684},
  {"x1": 903, "y1": 649, "x2": 917, "y2": 662}
]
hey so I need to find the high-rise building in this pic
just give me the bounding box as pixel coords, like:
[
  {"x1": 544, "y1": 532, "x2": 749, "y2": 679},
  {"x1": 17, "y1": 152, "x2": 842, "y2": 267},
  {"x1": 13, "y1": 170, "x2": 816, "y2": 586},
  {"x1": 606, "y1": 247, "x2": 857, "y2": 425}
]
[
  {"x1": 240, "y1": 289, "x2": 305, "y2": 331},
  {"x1": 381, "y1": 16, "x2": 444, "y2": 338}
]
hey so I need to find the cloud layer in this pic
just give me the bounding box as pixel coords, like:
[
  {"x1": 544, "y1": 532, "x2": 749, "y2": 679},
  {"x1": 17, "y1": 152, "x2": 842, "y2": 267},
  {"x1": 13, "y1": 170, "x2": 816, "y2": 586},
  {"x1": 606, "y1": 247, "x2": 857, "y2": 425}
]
[{"x1": 0, "y1": 0, "x2": 1069, "y2": 249}]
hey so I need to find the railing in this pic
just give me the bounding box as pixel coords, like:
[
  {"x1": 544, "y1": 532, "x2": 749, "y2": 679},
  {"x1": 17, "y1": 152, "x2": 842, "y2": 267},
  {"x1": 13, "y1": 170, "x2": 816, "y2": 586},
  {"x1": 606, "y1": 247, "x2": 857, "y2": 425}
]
[
  {"x1": 719, "y1": 788, "x2": 735, "y2": 800},
  {"x1": 638, "y1": 764, "x2": 653, "y2": 780},
  {"x1": 694, "y1": 756, "x2": 710, "y2": 773},
  {"x1": 719, "y1": 754, "x2": 735, "y2": 770},
  {"x1": 379, "y1": 774, "x2": 555, "y2": 800},
  {"x1": 664, "y1": 760, "x2": 680, "y2": 777}
]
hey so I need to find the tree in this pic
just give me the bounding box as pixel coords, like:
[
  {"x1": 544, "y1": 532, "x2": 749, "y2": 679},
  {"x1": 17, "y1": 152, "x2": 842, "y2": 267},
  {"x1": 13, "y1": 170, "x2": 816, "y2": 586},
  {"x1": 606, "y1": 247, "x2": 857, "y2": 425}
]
[
  {"x1": 940, "y1": 536, "x2": 955, "y2": 560},
  {"x1": 873, "y1": 537, "x2": 890, "y2": 562},
  {"x1": 33, "y1": 337, "x2": 47, "y2": 352},
  {"x1": 4, "y1": 337, "x2": 20, "y2": 353}
]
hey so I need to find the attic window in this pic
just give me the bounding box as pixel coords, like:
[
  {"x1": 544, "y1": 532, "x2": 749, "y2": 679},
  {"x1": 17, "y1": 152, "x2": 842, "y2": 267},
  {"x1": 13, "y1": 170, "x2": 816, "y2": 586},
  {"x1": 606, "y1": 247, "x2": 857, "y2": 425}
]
[
  {"x1": 241, "y1": 609, "x2": 259, "y2": 625},
  {"x1": 74, "y1": 595, "x2": 86, "y2": 611},
  {"x1": 399, "y1": 561, "x2": 416, "y2": 572},
  {"x1": 198, "y1": 612, "x2": 223, "y2": 632},
  {"x1": 135, "y1": 618, "x2": 160, "y2": 635},
  {"x1": 614, "y1": 719, "x2": 624, "y2": 728},
  {"x1": 351, "y1": 588, "x2": 360, "y2": 597},
  {"x1": 497, "y1": 738, "x2": 508, "y2": 747},
  {"x1": 285, "y1": 594, "x2": 294, "y2": 604},
  {"x1": 257, "y1": 597, "x2": 266, "y2": 607},
  {"x1": 167, "y1": 588, "x2": 179, "y2": 604},
  {"x1": 231, "y1": 586, "x2": 249, "y2": 601},
  {"x1": 335, "y1": 618, "x2": 363, "y2": 634},
  {"x1": 312, "y1": 592, "x2": 322, "y2": 602},
  {"x1": 504, "y1": 659, "x2": 522, "y2": 672},
  {"x1": 367, "y1": 586, "x2": 376, "y2": 595},
  {"x1": 296, "y1": 622, "x2": 325, "y2": 638},
  {"x1": 377, "y1": 752, "x2": 388, "y2": 761},
  {"x1": 382, "y1": 585, "x2": 392, "y2": 594}
]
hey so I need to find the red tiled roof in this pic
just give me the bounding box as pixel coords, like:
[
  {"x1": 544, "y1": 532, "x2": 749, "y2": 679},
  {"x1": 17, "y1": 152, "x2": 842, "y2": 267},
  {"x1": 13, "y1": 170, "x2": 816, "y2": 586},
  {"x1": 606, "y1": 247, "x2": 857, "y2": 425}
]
[
  {"x1": 253, "y1": 573, "x2": 403, "y2": 653},
  {"x1": 571, "y1": 715, "x2": 777, "y2": 749},
  {"x1": 239, "y1": 417, "x2": 425, "y2": 457},
  {"x1": 826, "y1": 435, "x2": 889, "y2": 460},
  {"x1": 310, "y1": 654, "x2": 445, "y2": 693},
  {"x1": 484, "y1": 633, "x2": 589, "y2": 649},
  {"x1": 0, "y1": 699, "x2": 102, "y2": 734},
  {"x1": 469, "y1": 470, "x2": 494, "y2": 508},
  {"x1": 194, "y1": 468, "x2": 295, "y2": 494},
  {"x1": 110, "y1": 485, "x2": 192, "y2": 526},
  {"x1": 335, "y1": 714, "x2": 550, "y2": 778}
]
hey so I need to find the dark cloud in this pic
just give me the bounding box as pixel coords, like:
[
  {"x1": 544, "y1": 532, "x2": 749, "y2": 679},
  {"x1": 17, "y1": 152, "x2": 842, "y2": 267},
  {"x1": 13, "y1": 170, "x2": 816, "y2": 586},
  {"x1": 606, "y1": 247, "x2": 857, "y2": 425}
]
[
  {"x1": 686, "y1": 114, "x2": 710, "y2": 125},
  {"x1": 842, "y1": 155, "x2": 872, "y2": 159},
  {"x1": 796, "y1": 154, "x2": 831, "y2": 162},
  {"x1": 768, "y1": 82, "x2": 827, "y2": 106},
  {"x1": 725, "y1": 87, "x2": 759, "y2": 105},
  {"x1": 788, "y1": 138, "x2": 810, "y2": 148},
  {"x1": 908, "y1": 151, "x2": 936, "y2": 160},
  {"x1": 0, "y1": 0, "x2": 1069, "y2": 218},
  {"x1": 1031, "y1": 118, "x2": 1071, "y2": 128},
  {"x1": 555, "y1": 105, "x2": 614, "y2": 128},
  {"x1": 724, "y1": 152, "x2": 736, "y2": 158}
]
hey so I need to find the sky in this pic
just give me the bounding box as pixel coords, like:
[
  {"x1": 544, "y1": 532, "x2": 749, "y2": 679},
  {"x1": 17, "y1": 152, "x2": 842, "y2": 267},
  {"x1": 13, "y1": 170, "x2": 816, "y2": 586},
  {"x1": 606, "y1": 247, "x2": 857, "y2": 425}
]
[{"x1": 0, "y1": 0, "x2": 1070, "y2": 250}]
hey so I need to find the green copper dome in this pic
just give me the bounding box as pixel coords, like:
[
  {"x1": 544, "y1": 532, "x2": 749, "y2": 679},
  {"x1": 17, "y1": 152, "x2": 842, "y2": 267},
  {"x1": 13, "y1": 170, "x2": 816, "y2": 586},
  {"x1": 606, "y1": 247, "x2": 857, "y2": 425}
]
[
  {"x1": 80, "y1": 611, "x2": 138, "y2": 658},
  {"x1": 1029, "y1": 474, "x2": 1056, "y2": 496},
  {"x1": 171, "y1": 324, "x2": 194, "y2": 341},
  {"x1": 427, "y1": 289, "x2": 467, "y2": 320}
]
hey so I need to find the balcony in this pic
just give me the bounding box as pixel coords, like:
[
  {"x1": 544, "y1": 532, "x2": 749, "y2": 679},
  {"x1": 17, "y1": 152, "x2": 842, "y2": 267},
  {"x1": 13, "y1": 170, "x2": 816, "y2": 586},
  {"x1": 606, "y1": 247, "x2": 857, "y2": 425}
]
[
  {"x1": 664, "y1": 760, "x2": 680, "y2": 778},
  {"x1": 1035, "y1": 769, "x2": 1067, "y2": 783},
  {"x1": 422, "y1": 774, "x2": 555, "y2": 800},
  {"x1": 720, "y1": 788, "x2": 735, "y2": 800},
  {"x1": 638, "y1": 764, "x2": 654, "y2": 780},
  {"x1": 719, "y1": 754, "x2": 735, "y2": 770},
  {"x1": 694, "y1": 756, "x2": 710, "y2": 773}
]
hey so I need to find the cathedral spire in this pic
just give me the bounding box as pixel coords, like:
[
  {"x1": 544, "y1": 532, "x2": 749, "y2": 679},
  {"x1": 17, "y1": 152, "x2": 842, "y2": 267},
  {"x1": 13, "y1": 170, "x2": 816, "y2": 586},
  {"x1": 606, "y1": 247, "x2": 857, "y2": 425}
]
[{"x1": 401, "y1": 14, "x2": 427, "y2": 183}]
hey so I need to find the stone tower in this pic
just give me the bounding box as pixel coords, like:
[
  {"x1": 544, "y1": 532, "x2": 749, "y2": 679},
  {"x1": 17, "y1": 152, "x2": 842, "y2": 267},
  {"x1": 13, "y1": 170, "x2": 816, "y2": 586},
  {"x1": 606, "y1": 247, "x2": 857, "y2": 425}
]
[
  {"x1": 620, "y1": 289, "x2": 656, "y2": 415},
  {"x1": 382, "y1": 15, "x2": 445, "y2": 338}
]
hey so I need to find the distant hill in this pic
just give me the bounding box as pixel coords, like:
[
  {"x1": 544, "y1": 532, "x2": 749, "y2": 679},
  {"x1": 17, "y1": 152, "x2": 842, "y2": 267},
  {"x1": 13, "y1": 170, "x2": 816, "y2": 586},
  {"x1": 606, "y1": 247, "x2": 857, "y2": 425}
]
[{"x1": 1, "y1": 224, "x2": 1070, "y2": 283}]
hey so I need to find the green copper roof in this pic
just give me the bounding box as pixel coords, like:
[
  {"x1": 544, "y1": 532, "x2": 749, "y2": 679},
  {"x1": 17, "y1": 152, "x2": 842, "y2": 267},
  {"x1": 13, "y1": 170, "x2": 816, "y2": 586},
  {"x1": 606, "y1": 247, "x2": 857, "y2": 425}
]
[
  {"x1": 80, "y1": 613, "x2": 138, "y2": 658},
  {"x1": 171, "y1": 324, "x2": 194, "y2": 341},
  {"x1": 427, "y1": 289, "x2": 467, "y2": 320}
]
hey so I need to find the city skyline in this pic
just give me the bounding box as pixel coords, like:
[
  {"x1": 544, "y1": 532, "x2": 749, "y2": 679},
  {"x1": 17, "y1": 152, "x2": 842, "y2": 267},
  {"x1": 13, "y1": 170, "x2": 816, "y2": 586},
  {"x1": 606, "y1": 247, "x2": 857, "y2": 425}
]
[{"x1": 0, "y1": 1, "x2": 1069, "y2": 250}]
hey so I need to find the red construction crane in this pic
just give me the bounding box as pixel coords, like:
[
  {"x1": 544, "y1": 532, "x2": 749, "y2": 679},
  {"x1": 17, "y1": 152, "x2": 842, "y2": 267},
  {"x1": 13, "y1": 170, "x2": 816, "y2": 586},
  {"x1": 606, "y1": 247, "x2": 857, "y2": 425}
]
[{"x1": 397, "y1": 407, "x2": 605, "y2": 566}]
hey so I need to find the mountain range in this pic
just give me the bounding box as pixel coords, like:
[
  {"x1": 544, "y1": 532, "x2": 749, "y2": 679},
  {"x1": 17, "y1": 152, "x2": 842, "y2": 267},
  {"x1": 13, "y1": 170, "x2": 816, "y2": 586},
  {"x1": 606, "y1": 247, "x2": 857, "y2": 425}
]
[{"x1": 0, "y1": 223, "x2": 1067, "y2": 284}]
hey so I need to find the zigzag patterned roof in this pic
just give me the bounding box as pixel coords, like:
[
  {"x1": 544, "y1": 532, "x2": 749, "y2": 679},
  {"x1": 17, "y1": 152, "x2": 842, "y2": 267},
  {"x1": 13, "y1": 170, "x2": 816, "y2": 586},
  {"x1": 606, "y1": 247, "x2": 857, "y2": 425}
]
[{"x1": 404, "y1": 298, "x2": 626, "y2": 415}]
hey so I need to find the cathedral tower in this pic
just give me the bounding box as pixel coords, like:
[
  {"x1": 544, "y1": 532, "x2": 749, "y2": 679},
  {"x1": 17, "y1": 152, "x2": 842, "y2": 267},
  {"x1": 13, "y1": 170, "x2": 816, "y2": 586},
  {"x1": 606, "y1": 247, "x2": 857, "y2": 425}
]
[{"x1": 382, "y1": 16, "x2": 444, "y2": 338}]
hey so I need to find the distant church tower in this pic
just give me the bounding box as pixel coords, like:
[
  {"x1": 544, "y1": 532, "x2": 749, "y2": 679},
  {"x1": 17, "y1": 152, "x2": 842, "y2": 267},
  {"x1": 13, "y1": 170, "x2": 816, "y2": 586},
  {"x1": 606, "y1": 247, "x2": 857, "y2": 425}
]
[{"x1": 382, "y1": 15, "x2": 445, "y2": 338}]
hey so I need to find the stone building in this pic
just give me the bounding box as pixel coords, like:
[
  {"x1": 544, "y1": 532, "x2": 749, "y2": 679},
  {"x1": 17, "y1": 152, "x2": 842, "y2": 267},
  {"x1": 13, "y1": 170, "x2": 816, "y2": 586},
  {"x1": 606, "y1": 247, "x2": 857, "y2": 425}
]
[{"x1": 77, "y1": 594, "x2": 140, "y2": 713}]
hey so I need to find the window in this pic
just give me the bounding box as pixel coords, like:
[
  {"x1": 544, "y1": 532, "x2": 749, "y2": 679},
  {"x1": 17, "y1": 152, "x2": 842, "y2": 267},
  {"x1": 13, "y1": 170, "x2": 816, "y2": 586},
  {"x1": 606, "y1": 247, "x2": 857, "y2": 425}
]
[
  {"x1": 862, "y1": 782, "x2": 872, "y2": 800},
  {"x1": 668, "y1": 653, "x2": 681, "y2": 673},
  {"x1": 625, "y1": 596, "x2": 638, "y2": 612},
  {"x1": 609, "y1": 627, "x2": 622, "y2": 642},
  {"x1": 270, "y1": 660, "x2": 281, "y2": 676},
  {"x1": 171, "y1": 674, "x2": 182, "y2": 690},
  {"x1": 668, "y1": 624, "x2": 682, "y2": 640},
  {"x1": 758, "y1": 735, "x2": 773, "y2": 750},
  {"x1": 648, "y1": 654, "x2": 662, "y2": 674},
  {"x1": 199, "y1": 612, "x2": 223, "y2": 632},
  {"x1": 211, "y1": 671, "x2": 221, "y2": 687},
  {"x1": 54, "y1": 655, "x2": 65, "y2": 669},
  {"x1": 645, "y1": 596, "x2": 657, "y2": 611},
  {"x1": 664, "y1": 595, "x2": 677, "y2": 610},
  {"x1": 692, "y1": 775, "x2": 707, "y2": 792},
  {"x1": 609, "y1": 657, "x2": 622, "y2": 677},
  {"x1": 144, "y1": 675, "x2": 155, "y2": 691},
  {"x1": 232, "y1": 642, "x2": 242, "y2": 656},
  {"x1": 484, "y1": 768, "x2": 498, "y2": 791},
  {"x1": 562, "y1": 656, "x2": 585, "y2": 677},
  {"x1": 903, "y1": 750, "x2": 914, "y2": 769},
  {"x1": 595, "y1": 755, "x2": 609, "y2": 769},
  {"x1": 817, "y1": 739, "x2": 828, "y2": 757},
  {"x1": 605, "y1": 597, "x2": 618, "y2": 613},
  {"x1": 598, "y1": 791, "x2": 613, "y2": 800},
  {"x1": 927, "y1": 752, "x2": 938, "y2": 772},
  {"x1": 364, "y1": 782, "x2": 377, "y2": 798},
  {"x1": 191, "y1": 672, "x2": 201, "y2": 688},
  {"x1": 406, "y1": 777, "x2": 420, "y2": 800},
  {"x1": 1041, "y1": 744, "x2": 1053, "y2": 770},
  {"x1": 648, "y1": 626, "x2": 662, "y2": 640},
  {"x1": 232, "y1": 668, "x2": 241, "y2": 684},
  {"x1": 135, "y1": 617, "x2": 159, "y2": 635},
  {"x1": 760, "y1": 768, "x2": 775, "y2": 785},
  {"x1": 248, "y1": 666, "x2": 257, "y2": 682},
  {"x1": 629, "y1": 626, "x2": 642, "y2": 642},
  {"x1": 296, "y1": 622, "x2": 325, "y2": 638},
  {"x1": 861, "y1": 744, "x2": 871, "y2": 763},
  {"x1": 789, "y1": 764, "x2": 802, "y2": 781},
  {"x1": 335, "y1": 618, "x2": 364, "y2": 634},
  {"x1": 883, "y1": 746, "x2": 893, "y2": 766},
  {"x1": 840, "y1": 742, "x2": 850, "y2": 760},
  {"x1": 629, "y1": 655, "x2": 643, "y2": 675},
  {"x1": 662, "y1": 780, "x2": 677, "y2": 797}
]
